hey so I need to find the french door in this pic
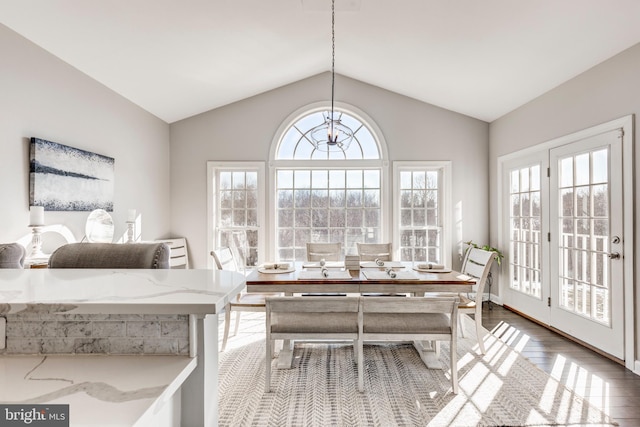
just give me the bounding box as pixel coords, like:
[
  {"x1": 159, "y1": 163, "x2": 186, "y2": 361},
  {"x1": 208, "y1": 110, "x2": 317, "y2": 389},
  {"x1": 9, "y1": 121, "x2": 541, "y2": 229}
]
[
  {"x1": 502, "y1": 152, "x2": 550, "y2": 323},
  {"x1": 549, "y1": 130, "x2": 624, "y2": 359},
  {"x1": 501, "y1": 124, "x2": 627, "y2": 360}
]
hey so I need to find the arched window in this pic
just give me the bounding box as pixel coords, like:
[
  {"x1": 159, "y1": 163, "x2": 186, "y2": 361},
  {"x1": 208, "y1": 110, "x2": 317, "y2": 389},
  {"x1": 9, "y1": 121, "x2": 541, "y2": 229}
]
[
  {"x1": 208, "y1": 104, "x2": 452, "y2": 269},
  {"x1": 270, "y1": 104, "x2": 388, "y2": 262},
  {"x1": 276, "y1": 111, "x2": 381, "y2": 160}
]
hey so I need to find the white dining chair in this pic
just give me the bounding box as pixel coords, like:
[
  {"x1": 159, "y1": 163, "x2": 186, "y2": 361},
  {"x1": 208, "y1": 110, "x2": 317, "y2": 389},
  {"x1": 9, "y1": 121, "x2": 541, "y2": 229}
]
[
  {"x1": 212, "y1": 247, "x2": 278, "y2": 352},
  {"x1": 356, "y1": 243, "x2": 392, "y2": 261},
  {"x1": 357, "y1": 242, "x2": 404, "y2": 297},
  {"x1": 306, "y1": 242, "x2": 342, "y2": 261},
  {"x1": 454, "y1": 246, "x2": 496, "y2": 354}
]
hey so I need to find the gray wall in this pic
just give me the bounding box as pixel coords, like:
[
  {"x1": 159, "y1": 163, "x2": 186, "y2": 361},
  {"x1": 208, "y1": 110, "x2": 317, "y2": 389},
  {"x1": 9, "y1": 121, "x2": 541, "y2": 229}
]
[
  {"x1": 0, "y1": 24, "x2": 171, "y2": 246},
  {"x1": 170, "y1": 72, "x2": 489, "y2": 268},
  {"x1": 490, "y1": 42, "x2": 640, "y2": 356}
]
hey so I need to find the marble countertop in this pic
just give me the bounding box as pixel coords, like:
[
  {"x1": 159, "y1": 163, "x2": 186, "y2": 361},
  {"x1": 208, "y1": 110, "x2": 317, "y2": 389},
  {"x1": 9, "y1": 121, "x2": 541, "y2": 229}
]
[
  {"x1": 0, "y1": 354, "x2": 196, "y2": 426},
  {"x1": 0, "y1": 269, "x2": 246, "y2": 426},
  {"x1": 0, "y1": 269, "x2": 246, "y2": 315}
]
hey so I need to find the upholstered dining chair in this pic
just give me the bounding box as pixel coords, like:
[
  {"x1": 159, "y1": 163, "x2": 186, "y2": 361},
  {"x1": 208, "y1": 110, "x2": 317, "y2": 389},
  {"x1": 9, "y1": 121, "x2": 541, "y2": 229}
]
[
  {"x1": 356, "y1": 243, "x2": 392, "y2": 261},
  {"x1": 48, "y1": 243, "x2": 170, "y2": 269},
  {"x1": 211, "y1": 247, "x2": 279, "y2": 352},
  {"x1": 306, "y1": 242, "x2": 342, "y2": 261},
  {"x1": 0, "y1": 243, "x2": 26, "y2": 268}
]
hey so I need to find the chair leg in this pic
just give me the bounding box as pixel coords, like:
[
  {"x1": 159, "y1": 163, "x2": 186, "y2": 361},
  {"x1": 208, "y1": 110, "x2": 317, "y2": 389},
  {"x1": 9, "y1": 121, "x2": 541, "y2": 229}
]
[
  {"x1": 221, "y1": 303, "x2": 231, "y2": 352},
  {"x1": 265, "y1": 339, "x2": 271, "y2": 393},
  {"x1": 233, "y1": 311, "x2": 242, "y2": 337},
  {"x1": 357, "y1": 338, "x2": 364, "y2": 392},
  {"x1": 450, "y1": 336, "x2": 458, "y2": 394},
  {"x1": 476, "y1": 317, "x2": 486, "y2": 355},
  {"x1": 459, "y1": 313, "x2": 467, "y2": 338},
  {"x1": 432, "y1": 340, "x2": 441, "y2": 358}
]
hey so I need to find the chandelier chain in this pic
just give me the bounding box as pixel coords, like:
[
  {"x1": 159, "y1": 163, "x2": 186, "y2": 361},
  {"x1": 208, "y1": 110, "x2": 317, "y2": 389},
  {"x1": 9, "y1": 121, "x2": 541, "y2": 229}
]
[
  {"x1": 308, "y1": 0, "x2": 354, "y2": 152},
  {"x1": 331, "y1": 0, "x2": 335, "y2": 120}
]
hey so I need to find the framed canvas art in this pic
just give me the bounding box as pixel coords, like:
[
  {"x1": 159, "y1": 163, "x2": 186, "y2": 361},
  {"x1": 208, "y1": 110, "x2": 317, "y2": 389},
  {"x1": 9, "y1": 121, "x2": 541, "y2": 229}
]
[{"x1": 29, "y1": 138, "x2": 115, "y2": 211}]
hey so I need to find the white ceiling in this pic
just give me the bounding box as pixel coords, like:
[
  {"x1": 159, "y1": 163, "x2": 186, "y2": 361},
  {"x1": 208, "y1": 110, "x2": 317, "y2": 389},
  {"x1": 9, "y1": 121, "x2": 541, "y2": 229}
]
[{"x1": 2, "y1": 0, "x2": 640, "y2": 123}]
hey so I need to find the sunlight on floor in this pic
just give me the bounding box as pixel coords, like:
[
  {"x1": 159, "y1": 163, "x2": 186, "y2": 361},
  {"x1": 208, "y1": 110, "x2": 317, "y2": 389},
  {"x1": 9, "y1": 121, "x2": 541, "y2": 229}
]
[
  {"x1": 218, "y1": 311, "x2": 267, "y2": 352},
  {"x1": 218, "y1": 312, "x2": 615, "y2": 425},
  {"x1": 489, "y1": 320, "x2": 614, "y2": 420}
]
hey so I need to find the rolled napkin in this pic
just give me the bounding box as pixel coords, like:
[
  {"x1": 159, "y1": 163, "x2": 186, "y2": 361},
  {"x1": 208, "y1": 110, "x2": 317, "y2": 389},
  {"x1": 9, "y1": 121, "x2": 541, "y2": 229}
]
[
  {"x1": 262, "y1": 262, "x2": 291, "y2": 270},
  {"x1": 319, "y1": 258, "x2": 326, "y2": 267},
  {"x1": 321, "y1": 267, "x2": 329, "y2": 278},
  {"x1": 374, "y1": 258, "x2": 385, "y2": 266},
  {"x1": 417, "y1": 262, "x2": 445, "y2": 270},
  {"x1": 385, "y1": 267, "x2": 397, "y2": 278}
]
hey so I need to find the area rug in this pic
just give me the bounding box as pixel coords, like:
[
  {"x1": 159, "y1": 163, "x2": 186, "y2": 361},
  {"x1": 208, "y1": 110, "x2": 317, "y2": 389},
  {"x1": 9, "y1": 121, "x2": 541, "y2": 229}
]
[{"x1": 218, "y1": 316, "x2": 617, "y2": 426}]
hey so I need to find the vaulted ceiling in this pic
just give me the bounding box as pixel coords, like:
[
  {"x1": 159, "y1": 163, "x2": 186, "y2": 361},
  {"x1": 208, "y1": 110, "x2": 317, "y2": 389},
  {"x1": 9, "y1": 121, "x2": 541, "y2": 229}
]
[{"x1": 2, "y1": 0, "x2": 640, "y2": 123}]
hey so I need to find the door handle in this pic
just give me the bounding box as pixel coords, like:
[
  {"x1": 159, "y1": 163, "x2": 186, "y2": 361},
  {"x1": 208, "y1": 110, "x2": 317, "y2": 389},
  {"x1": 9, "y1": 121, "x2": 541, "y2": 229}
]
[{"x1": 608, "y1": 252, "x2": 621, "y2": 259}]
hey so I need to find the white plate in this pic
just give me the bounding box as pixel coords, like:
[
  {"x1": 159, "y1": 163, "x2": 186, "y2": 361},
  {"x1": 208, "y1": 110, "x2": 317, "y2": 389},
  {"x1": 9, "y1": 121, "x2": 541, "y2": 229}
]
[
  {"x1": 413, "y1": 267, "x2": 451, "y2": 273},
  {"x1": 302, "y1": 262, "x2": 345, "y2": 269},
  {"x1": 297, "y1": 270, "x2": 352, "y2": 280},
  {"x1": 258, "y1": 267, "x2": 295, "y2": 274},
  {"x1": 360, "y1": 261, "x2": 404, "y2": 268},
  {"x1": 362, "y1": 270, "x2": 417, "y2": 280}
]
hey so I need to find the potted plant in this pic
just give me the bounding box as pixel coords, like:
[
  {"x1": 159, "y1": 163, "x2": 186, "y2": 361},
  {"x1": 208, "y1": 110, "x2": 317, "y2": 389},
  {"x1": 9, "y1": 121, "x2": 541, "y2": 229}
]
[{"x1": 464, "y1": 240, "x2": 504, "y2": 265}]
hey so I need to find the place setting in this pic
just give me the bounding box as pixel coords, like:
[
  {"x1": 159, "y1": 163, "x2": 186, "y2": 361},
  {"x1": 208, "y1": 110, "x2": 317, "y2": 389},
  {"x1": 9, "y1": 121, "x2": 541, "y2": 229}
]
[
  {"x1": 361, "y1": 267, "x2": 418, "y2": 280},
  {"x1": 359, "y1": 258, "x2": 404, "y2": 269},
  {"x1": 257, "y1": 262, "x2": 295, "y2": 274},
  {"x1": 301, "y1": 260, "x2": 345, "y2": 269},
  {"x1": 298, "y1": 257, "x2": 349, "y2": 279},
  {"x1": 412, "y1": 262, "x2": 451, "y2": 273}
]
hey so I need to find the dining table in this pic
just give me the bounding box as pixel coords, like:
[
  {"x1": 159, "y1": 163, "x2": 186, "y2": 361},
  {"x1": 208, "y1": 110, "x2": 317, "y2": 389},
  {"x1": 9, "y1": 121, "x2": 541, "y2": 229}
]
[{"x1": 246, "y1": 262, "x2": 476, "y2": 369}]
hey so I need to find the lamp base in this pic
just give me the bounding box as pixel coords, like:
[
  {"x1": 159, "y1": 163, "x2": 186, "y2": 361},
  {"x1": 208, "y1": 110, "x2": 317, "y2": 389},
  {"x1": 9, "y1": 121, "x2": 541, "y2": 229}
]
[
  {"x1": 126, "y1": 221, "x2": 135, "y2": 244},
  {"x1": 30, "y1": 226, "x2": 45, "y2": 258}
]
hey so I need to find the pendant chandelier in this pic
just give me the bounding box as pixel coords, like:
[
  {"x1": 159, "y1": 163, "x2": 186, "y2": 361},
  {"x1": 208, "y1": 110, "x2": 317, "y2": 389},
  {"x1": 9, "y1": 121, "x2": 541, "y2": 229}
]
[{"x1": 309, "y1": 0, "x2": 354, "y2": 152}]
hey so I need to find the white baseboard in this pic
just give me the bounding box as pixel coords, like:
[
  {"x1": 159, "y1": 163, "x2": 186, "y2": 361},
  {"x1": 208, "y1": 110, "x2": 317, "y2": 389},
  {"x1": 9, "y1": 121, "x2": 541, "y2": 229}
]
[
  {"x1": 487, "y1": 295, "x2": 503, "y2": 306},
  {"x1": 633, "y1": 360, "x2": 640, "y2": 376},
  {"x1": 466, "y1": 293, "x2": 503, "y2": 306}
]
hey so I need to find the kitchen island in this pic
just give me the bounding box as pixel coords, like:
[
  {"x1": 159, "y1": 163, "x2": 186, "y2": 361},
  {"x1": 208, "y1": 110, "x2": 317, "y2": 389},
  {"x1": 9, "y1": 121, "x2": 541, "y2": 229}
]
[{"x1": 0, "y1": 268, "x2": 245, "y2": 426}]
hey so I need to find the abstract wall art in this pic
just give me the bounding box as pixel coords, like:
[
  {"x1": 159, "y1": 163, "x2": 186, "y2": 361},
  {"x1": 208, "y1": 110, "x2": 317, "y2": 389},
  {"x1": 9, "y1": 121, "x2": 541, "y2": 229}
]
[{"x1": 29, "y1": 138, "x2": 115, "y2": 211}]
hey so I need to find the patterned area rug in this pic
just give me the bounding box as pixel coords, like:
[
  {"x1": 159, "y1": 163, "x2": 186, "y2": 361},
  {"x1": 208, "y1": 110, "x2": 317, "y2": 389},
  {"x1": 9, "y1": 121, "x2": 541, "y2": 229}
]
[{"x1": 218, "y1": 315, "x2": 617, "y2": 426}]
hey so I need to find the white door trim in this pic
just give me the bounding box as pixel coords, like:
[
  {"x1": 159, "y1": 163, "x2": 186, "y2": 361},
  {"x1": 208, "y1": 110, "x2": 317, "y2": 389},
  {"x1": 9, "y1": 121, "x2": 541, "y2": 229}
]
[{"x1": 497, "y1": 115, "x2": 634, "y2": 370}]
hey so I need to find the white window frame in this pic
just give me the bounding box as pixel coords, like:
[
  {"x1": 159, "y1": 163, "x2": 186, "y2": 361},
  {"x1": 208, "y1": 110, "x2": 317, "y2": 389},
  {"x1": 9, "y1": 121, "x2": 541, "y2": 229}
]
[
  {"x1": 392, "y1": 161, "x2": 452, "y2": 267},
  {"x1": 207, "y1": 161, "x2": 266, "y2": 269},
  {"x1": 269, "y1": 163, "x2": 389, "y2": 260},
  {"x1": 268, "y1": 102, "x2": 390, "y2": 261},
  {"x1": 504, "y1": 156, "x2": 547, "y2": 300}
]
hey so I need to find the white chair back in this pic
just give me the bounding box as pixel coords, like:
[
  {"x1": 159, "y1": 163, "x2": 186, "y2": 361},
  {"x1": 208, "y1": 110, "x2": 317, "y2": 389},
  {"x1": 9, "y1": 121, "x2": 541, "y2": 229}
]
[
  {"x1": 156, "y1": 238, "x2": 189, "y2": 269},
  {"x1": 356, "y1": 243, "x2": 392, "y2": 261},
  {"x1": 211, "y1": 247, "x2": 239, "y2": 271},
  {"x1": 461, "y1": 247, "x2": 495, "y2": 294},
  {"x1": 306, "y1": 242, "x2": 342, "y2": 261}
]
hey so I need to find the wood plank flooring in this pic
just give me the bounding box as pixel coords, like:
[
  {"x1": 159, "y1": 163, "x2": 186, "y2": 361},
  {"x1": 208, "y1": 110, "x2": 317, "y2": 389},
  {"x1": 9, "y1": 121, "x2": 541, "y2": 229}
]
[{"x1": 482, "y1": 304, "x2": 640, "y2": 426}]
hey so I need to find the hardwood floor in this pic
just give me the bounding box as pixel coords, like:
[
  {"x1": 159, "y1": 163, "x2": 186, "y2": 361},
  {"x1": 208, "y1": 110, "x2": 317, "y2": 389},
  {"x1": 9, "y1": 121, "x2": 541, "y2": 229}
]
[{"x1": 482, "y1": 304, "x2": 640, "y2": 426}]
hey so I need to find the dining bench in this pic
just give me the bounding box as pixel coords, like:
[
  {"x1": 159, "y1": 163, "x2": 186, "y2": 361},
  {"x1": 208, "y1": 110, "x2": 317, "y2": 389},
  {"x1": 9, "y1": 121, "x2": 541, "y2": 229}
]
[
  {"x1": 265, "y1": 295, "x2": 459, "y2": 393},
  {"x1": 265, "y1": 296, "x2": 359, "y2": 392}
]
